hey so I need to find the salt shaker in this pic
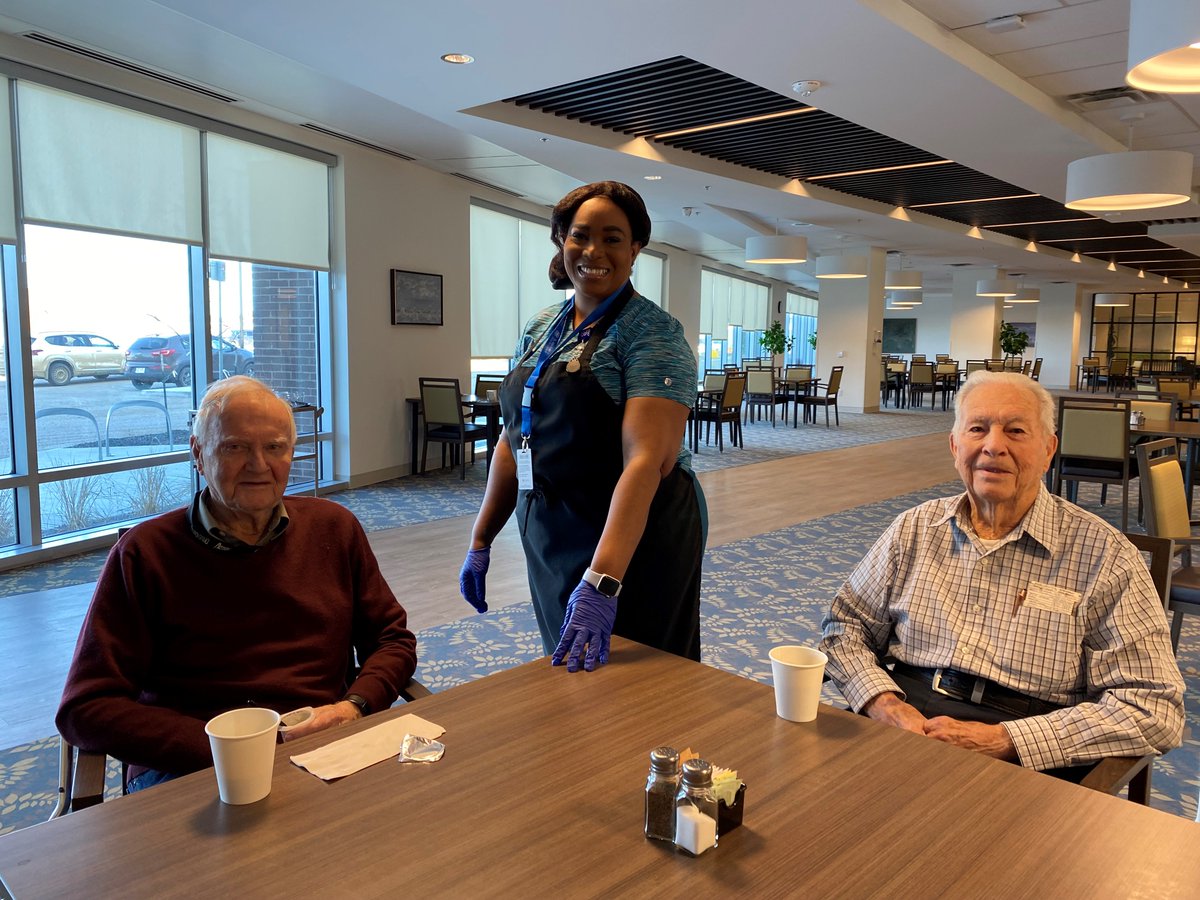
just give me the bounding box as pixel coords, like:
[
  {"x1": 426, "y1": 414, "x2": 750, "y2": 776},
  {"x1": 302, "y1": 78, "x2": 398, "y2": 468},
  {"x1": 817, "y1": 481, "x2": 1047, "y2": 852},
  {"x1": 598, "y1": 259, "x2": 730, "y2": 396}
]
[
  {"x1": 644, "y1": 746, "x2": 680, "y2": 841},
  {"x1": 674, "y1": 758, "x2": 718, "y2": 855}
]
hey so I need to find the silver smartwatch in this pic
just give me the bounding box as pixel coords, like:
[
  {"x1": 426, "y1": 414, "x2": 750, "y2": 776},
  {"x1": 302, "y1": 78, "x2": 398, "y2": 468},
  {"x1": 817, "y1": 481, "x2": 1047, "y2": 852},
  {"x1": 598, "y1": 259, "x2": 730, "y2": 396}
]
[{"x1": 583, "y1": 567, "x2": 623, "y2": 598}]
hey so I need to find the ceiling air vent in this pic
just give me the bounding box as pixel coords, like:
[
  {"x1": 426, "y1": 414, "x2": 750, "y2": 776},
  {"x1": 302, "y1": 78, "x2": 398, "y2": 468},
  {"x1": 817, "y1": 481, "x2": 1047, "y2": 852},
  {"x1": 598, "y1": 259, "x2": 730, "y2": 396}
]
[
  {"x1": 23, "y1": 32, "x2": 238, "y2": 103},
  {"x1": 299, "y1": 124, "x2": 415, "y2": 161},
  {"x1": 450, "y1": 172, "x2": 524, "y2": 199},
  {"x1": 1065, "y1": 86, "x2": 1157, "y2": 111}
]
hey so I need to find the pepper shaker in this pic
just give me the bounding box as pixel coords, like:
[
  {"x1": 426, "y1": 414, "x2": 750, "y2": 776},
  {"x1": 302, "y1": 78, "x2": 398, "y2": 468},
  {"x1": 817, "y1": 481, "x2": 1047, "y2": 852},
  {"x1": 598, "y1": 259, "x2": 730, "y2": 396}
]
[{"x1": 644, "y1": 746, "x2": 680, "y2": 841}]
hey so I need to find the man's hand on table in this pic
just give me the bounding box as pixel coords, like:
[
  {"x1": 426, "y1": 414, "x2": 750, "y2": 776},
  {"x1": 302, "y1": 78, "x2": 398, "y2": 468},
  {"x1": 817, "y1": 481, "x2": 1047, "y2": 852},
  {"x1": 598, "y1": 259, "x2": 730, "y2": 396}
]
[
  {"x1": 863, "y1": 691, "x2": 927, "y2": 734},
  {"x1": 924, "y1": 717, "x2": 1017, "y2": 760},
  {"x1": 865, "y1": 692, "x2": 1018, "y2": 760},
  {"x1": 280, "y1": 700, "x2": 363, "y2": 742}
]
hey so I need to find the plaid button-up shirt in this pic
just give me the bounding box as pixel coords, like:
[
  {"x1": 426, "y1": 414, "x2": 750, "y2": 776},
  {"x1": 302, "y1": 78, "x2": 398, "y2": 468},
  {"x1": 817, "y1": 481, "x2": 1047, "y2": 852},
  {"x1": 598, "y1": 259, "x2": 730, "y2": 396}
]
[{"x1": 821, "y1": 485, "x2": 1185, "y2": 770}]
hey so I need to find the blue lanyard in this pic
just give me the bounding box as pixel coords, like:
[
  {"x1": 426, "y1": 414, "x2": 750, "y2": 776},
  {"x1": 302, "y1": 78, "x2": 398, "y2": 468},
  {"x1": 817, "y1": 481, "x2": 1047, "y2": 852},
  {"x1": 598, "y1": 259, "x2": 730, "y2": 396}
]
[{"x1": 519, "y1": 283, "x2": 626, "y2": 442}]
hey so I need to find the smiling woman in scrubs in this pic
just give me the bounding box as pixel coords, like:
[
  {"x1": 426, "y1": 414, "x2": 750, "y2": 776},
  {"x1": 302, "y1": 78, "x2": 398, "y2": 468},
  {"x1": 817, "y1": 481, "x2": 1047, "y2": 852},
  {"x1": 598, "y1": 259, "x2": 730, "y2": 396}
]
[{"x1": 459, "y1": 181, "x2": 706, "y2": 673}]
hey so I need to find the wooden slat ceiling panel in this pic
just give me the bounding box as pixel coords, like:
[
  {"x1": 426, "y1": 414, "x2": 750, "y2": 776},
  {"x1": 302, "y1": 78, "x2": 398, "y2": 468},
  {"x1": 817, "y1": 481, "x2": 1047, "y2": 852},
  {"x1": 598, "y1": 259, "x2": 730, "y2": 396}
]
[
  {"x1": 503, "y1": 56, "x2": 1200, "y2": 281},
  {"x1": 817, "y1": 164, "x2": 1022, "y2": 209}
]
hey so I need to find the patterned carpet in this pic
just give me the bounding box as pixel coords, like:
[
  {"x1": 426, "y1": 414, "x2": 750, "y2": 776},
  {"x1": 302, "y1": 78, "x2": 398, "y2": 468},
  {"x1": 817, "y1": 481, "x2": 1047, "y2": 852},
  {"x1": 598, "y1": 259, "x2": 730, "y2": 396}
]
[{"x1": 3, "y1": 404, "x2": 1197, "y2": 835}]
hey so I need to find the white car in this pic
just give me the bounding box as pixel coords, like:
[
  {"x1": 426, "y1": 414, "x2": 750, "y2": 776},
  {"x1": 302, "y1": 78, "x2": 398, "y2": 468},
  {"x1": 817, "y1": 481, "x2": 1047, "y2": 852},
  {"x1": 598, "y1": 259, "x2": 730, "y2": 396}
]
[{"x1": 30, "y1": 332, "x2": 125, "y2": 386}]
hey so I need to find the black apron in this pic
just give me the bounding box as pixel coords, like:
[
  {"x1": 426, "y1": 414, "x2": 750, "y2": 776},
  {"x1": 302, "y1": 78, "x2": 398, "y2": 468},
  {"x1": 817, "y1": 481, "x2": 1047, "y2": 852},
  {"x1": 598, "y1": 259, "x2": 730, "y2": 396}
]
[{"x1": 501, "y1": 289, "x2": 703, "y2": 660}]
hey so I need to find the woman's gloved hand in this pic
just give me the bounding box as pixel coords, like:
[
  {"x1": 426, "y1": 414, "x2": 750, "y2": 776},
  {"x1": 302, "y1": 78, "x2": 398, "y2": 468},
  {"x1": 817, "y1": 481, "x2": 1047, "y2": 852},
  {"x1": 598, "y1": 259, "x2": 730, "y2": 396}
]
[
  {"x1": 552, "y1": 580, "x2": 618, "y2": 673},
  {"x1": 459, "y1": 547, "x2": 490, "y2": 613}
]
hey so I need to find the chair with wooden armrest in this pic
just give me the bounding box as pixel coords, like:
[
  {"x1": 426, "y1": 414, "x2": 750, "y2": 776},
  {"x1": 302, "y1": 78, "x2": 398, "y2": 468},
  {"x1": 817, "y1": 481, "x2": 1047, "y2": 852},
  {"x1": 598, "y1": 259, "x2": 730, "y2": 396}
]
[
  {"x1": 51, "y1": 677, "x2": 433, "y2": 819},
  {"x1": 1135, "y1": 439, "x2": 1200, "y2": 652},
  {"x1": 1074, "y1": 532, "x2": 1175, "y2": 805}
]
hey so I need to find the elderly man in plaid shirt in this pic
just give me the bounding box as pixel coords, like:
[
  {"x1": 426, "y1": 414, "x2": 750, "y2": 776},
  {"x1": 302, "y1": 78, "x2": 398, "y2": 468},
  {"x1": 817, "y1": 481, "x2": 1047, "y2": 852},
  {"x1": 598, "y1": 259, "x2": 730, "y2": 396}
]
[{"x1": 821, "y1": 372, "x2": 1184, "y2": 778}]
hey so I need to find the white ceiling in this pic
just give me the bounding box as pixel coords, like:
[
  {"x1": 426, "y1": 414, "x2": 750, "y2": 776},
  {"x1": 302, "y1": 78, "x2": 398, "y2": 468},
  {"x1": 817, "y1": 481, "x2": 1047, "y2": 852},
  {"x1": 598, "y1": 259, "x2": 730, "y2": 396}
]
[{"x1": 0, "y1": 0, "x2": 1196, "y2": 297}]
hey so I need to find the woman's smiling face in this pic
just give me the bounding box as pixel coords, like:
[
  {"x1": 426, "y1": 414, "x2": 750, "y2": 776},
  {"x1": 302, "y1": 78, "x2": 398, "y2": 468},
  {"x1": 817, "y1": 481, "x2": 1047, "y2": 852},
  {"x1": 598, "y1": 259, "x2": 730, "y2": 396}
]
[{"x1": 561, "y1": 197, "x2": 642, "y2": 305}]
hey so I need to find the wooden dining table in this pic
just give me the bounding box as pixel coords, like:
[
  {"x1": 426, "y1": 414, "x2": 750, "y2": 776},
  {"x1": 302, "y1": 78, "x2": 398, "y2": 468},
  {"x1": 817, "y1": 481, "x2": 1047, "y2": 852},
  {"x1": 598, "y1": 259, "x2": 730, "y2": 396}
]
[{"x1": 4, "y1": 638, "x2": 1198, "y2": 897}]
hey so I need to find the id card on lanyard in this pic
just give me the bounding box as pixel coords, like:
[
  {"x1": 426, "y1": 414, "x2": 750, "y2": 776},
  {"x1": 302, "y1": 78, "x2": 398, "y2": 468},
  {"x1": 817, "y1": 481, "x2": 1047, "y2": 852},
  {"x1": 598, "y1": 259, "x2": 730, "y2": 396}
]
[{"x1": 517, "y1": 284, "x2": 625, "y2": 489}]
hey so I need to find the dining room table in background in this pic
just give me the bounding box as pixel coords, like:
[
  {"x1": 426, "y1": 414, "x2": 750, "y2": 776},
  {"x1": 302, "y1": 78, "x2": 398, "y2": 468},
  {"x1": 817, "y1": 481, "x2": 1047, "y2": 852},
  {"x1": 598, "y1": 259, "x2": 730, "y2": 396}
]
[{"x1": 3, "y1": 638, "x2": 1198, "y2": 897}]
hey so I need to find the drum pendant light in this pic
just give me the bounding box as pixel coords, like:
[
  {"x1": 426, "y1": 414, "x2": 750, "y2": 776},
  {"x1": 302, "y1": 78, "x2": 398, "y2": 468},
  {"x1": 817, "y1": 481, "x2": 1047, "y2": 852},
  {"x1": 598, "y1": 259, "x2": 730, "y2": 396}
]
[
  {"x1": 745, "y1": 234, "x2": 808, "y2": 264},
  {"x1": 1065, "y1": 113, "x2": 1193, "y2": 211},
  {"x1": 976, "y1": 269, "x2": 1018, "y2": 298},
  {"x1": 815, "y1": 254, "x2": 868, "y2": 279}
]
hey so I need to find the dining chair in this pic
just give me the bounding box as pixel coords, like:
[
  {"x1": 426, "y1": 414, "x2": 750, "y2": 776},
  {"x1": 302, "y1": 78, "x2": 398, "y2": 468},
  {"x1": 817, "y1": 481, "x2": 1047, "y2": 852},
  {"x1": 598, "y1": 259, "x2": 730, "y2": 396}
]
[
  {"x1": 985, "y1": 358, "x2": 1005, "y2": 372},
  {"x1": 964, "y1": 359, "x2": 987, "y2": 380},
  {"x1": 418, "y1": 377, "x2": 488, "y2": 479},
  {"x1": 935, "y1": 353, "x2": 951, "y2": 363},
  {"x1": 1104, "y1": 358, "x2": 1130, "y2": 392},
  {"x1": 1054, "y1": 396, "x2": 1132, "y2": 531},
  {"x1": 743, "y1": 367, "x2": 778, "y2": 426},
  {"x1": 1156, "y1": 378, "x2": 1194, "y2": 420},
  {"x1": 907, "y1": 362, "x2": 935, "y2": 409},
  {"x1": 473, "y1": 373, "x2": 505, "y2": 399},
  {"x1": 801, "y1": 366, "x2": 843, "y2": 427},
  {"x1": 1029, "y1": 357, "x2": 1043, "y2": 381},
  {"x1": 932, "y1": 361, "x2": 959, "y2": 410},
  {"x1": 910, "y1": 354, "x2": 926, "y2": 364},
  {"x1": 1135, "y1": 438, "x2": 1200, "y2": 653},
  {"x1": 1021, "y1": 359, "x2": 1032, "y2": 377},
  {"x1": 1002, "y1": 356, "x2": 1023, "y2": 371},
  {"x1": 1079, "y1": 356, "x2": 1101, "y2": 392},
  {"x1": 1116, "y1": 392, "x2": 1177, "y2": 424},
  {"x1": 884, "y1": 360, "x2": 907, "y2": 408},
  {"x1": 694, "y1": 371, "x2": 746, "y2": 451}
]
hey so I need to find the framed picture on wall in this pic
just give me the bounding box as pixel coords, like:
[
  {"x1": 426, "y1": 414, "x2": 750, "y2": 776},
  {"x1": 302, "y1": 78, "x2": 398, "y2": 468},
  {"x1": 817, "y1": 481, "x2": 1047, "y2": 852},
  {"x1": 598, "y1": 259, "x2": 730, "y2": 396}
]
[
  {"x1": 882, "y1": 319, "x2": 917, "y2": 354},
  {"x1": 390, "y1": 269, "x2": 443, "y2": 326}
]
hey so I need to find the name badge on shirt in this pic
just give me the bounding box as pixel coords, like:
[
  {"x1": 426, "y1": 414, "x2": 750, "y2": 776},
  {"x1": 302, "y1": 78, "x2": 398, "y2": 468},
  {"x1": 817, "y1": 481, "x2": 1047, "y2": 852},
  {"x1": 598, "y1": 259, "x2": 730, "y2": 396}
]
[
  {"x1": 515, "y1": 446, "x2": 534, "y2": 491},
  {"x1": 1022, "y1": 580, "x2": 1081, "y2": 615}
]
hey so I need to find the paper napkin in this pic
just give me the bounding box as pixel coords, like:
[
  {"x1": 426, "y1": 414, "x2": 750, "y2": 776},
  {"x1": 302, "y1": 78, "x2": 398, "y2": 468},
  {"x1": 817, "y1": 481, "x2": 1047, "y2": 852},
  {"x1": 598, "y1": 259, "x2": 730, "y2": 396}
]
[{"x1": 289, "y1": 713, "x2": 445, "y2": 780}]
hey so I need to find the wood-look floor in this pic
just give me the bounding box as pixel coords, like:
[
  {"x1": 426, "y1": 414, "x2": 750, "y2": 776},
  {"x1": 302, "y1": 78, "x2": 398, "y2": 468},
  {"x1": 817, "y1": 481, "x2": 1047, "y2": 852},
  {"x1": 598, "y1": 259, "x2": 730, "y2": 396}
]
[{"x1": 0, "y1": 431, "x2": 958, "y2": 749}]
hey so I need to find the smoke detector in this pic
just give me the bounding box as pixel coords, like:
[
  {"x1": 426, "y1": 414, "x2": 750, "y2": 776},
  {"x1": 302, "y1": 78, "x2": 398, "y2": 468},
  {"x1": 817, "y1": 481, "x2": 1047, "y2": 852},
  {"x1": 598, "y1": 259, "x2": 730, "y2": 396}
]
[{"x1": 792, "y1": 80, "x2": 822, "y2": 97}]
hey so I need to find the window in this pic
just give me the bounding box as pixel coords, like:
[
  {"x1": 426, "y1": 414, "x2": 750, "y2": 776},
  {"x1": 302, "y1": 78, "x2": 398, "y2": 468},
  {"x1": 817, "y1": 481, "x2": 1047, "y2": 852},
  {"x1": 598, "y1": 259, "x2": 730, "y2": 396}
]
[
  {"x1": 785, "y1": 291, "x2": 818, "y2": 366},
  {"x1": 470, "y1": 204, "x2": 563, "y2": 363},
  {"x1": 698, "y1": 269, "x2": 769, "y2": 370},
  {"x1": 0, "y1": 73, "x2": 333, "y2": 559},
  {"x1": 1091, "y1": 291, "x2": 1199, "y2": 369}
]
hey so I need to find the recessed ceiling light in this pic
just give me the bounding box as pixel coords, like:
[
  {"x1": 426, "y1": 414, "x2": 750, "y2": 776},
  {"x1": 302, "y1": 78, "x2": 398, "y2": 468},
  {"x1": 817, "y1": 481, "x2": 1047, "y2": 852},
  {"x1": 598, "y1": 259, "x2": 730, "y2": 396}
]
[
  {"x1": 440, "y1": 53, "x2": 474, "y2": 64},
  {"x1": 643, "y1": 175, "x2": 662, "y2": 181}
]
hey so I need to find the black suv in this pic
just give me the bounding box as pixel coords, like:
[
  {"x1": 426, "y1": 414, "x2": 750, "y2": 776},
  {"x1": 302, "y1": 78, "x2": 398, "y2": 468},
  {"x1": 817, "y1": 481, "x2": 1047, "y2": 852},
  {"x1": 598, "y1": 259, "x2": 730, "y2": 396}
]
[{"x1": 124, "y1": 335, "x2": 254, "y2": 388}]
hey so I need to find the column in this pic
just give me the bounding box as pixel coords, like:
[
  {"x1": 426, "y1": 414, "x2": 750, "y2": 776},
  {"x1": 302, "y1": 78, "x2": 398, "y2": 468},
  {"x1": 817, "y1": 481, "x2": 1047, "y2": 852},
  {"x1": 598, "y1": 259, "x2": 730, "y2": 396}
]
[
  {"x1": 815, "y1": 246, "x2": 886, "y2": 414},
  {"x1": 949, "y1": 268, "x2": 1003, "y2": 362},
  {"x1": 1035, "y1": 283, "x2": 1083, "y2": 390}
]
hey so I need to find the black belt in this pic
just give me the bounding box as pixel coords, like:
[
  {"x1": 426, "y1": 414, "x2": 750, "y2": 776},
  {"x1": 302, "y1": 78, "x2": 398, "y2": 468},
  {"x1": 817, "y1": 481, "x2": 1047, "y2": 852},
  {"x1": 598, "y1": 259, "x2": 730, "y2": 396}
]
[{"x1": 891, "y1": 662, "x2": 1063, "y2": 718}]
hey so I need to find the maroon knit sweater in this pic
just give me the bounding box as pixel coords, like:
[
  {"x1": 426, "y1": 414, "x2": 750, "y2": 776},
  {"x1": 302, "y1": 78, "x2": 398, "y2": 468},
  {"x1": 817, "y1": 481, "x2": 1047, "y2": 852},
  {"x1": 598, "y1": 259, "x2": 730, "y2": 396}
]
[{"x1": 56, "y1": 496, "x2": 417, "y2": 779}]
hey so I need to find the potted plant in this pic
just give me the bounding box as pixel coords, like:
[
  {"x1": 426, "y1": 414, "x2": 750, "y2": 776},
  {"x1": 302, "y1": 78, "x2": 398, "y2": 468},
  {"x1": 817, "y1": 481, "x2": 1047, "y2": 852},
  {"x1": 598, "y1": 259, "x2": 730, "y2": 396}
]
[
  {"x1": 759, "y1": 320, "x2": 793, "y2": 367},
  {"x1": 999, "y1": 321, "x2": 1030, "y2": 358}
]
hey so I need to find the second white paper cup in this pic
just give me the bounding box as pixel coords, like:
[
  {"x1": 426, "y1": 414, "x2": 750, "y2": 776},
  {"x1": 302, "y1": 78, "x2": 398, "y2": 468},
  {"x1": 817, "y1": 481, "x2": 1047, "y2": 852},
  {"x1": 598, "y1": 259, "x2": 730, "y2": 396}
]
[
  {"x1": 205, "y1": 707, "x2": 281, "y2": 805},
  {"x1": 769, "y1": 645, "x2": 828, "y2": 722}
]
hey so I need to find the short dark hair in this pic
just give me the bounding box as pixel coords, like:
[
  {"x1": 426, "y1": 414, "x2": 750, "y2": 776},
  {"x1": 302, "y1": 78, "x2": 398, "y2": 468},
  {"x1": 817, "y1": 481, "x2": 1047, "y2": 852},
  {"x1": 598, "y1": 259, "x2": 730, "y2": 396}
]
[{"x1": 548, "y1": 181, "x2": 651, "y2": 290}]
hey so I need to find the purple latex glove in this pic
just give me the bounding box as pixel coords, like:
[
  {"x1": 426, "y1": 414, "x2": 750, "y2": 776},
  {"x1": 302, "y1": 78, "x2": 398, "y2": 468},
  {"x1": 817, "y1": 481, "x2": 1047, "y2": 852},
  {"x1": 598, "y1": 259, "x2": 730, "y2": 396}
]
[
  {"x1": 552, "y1": 579, "x2": 618, "y2": 673},
  {"x1": 459, "y1": 547, "x2": 490, "y2": 613}
]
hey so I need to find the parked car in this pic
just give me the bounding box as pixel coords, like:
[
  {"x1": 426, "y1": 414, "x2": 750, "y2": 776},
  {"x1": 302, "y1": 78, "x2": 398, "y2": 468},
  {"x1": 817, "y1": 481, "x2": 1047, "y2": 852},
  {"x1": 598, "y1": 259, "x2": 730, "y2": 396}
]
[
  {"x1": 124, "y1": 335, "x2": 255, "y2": 388},
  {"x1": 30, "y1": 332, "x2": 126, "y2": 385}
]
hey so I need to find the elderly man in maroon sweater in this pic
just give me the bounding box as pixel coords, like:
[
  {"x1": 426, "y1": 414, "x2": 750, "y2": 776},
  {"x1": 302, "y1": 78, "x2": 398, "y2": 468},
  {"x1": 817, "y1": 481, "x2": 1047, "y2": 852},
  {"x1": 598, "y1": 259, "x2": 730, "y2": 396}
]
[{"x1": 57, "y1": 376, "x2": 417, "y2": 792}]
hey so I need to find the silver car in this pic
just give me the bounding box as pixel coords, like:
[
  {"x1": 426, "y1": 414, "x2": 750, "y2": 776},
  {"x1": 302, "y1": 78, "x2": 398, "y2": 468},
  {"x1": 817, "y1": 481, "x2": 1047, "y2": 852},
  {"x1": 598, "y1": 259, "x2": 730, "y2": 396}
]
[{"x1": 30, "y1": 332, "x2": 126, "y2": 385}]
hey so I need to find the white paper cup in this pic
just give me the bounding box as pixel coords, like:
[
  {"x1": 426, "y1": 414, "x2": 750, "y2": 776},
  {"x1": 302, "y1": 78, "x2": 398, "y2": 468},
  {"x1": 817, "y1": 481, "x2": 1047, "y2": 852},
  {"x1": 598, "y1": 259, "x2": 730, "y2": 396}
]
[
  {"x1": 769, "y1": 645, "x2": 828, "y2": 722},
  {"x1": 205, "y1": 707, "x2": 281, "y2": 805}
]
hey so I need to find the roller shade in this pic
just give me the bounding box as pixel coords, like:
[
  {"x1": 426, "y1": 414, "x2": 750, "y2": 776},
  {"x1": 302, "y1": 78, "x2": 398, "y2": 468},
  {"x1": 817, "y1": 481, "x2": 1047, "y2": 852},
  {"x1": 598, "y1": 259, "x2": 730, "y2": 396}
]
[
  {"x1": 17, "y1": 81, "x2": 200, "y2": 243},
  {"x1": 206, "y1": 133, "x2": 329, "y2": 269}
]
